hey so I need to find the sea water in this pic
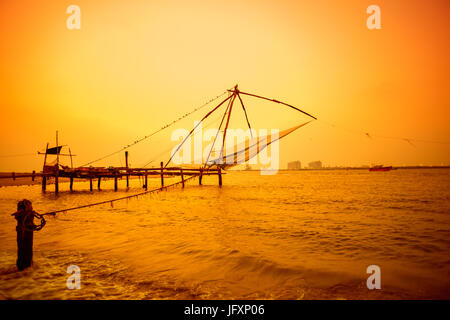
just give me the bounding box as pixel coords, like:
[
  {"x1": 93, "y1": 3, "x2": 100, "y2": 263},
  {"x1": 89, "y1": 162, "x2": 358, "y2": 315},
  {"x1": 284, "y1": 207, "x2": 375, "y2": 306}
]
[{"x1": 0, "y1": 169, "x2": 449, "y2": 299}]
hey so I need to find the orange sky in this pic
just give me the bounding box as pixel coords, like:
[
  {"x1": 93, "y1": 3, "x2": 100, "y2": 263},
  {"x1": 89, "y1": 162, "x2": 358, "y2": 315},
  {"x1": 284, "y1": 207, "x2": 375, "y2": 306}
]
[{"x1": 0, "y1": 0, "x2": 449, "y2": 171}]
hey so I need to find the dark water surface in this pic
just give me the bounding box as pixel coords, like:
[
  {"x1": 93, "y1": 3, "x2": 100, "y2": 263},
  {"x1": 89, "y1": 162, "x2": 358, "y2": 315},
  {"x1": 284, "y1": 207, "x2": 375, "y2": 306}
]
[{"x1": 0, "y1": 169, "x2": 449, "y2": 299}]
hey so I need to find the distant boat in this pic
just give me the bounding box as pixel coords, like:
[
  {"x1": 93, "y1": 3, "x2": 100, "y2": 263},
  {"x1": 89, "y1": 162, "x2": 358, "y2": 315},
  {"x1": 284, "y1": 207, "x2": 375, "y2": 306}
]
[{"x1": 369, "y1": 165, "x2": 392, "y2": 172}]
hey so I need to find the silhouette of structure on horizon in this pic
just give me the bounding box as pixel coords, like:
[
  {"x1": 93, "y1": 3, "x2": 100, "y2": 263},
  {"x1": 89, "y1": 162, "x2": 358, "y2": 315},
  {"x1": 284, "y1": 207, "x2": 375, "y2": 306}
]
[
  {"x1": 308, "y1": 161, "x2": 322, "y2": 169},
  {"x1": 288, "y1": 161, "x2": 302, "y2": 170}
]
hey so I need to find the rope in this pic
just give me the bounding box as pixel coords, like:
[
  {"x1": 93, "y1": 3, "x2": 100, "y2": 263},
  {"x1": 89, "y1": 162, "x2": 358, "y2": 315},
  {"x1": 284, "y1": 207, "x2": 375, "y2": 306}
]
[
  {"x1": 80, "y1": 91, "x2": 227, "y2": 167},
  {"x1": 27, "y1": 212, "x2": 46, "y2": 231},
  {"x1": 11, "y1": 211, "x2": 46, "y2": 232},
  {"x1": 140, "y1": 111, "x2": 227, "y2": 167},
  {"x1": 318, "y1": 119, "x2": 450, "y2": 145},
  {"x1": 41, "y1": 174, "x2": 199, "y2": 217}
]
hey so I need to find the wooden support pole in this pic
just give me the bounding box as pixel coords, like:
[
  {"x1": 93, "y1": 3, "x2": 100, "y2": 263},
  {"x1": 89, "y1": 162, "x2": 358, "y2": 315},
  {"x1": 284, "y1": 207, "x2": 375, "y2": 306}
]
[
  {"x1": 98, "y1": 177, "x2": 101, "y2": 190},
  {"x1": 89, "y1": 176, "x2": 93, "y2": 192},
  {"x1": 125, "y1": 151, "x2": 129, "y2": 188},
  {"x1": 12, "y1": 172, "x2": 15, "y2": 180},
  {"x1": 42, "y1": 175, "x2": 47, "y2": 192},
  {"x1": 218, "y1": 167, "x2": 222, "y2": 186},
  {"x1": 114, "y1": 173, "x2": 118, "y2": 191},
  {"x1": 32, "y1": 171, "x2": 35, "y2": 182},
  {"x1": 55, "y1": 131, "x2": 59, "y2": 194},
  {"x1": 144, "y1": 171, "x2": 148, "y2": 190},
  {"x1": 70, "y1": 176, "x2": 74, "y2": 191},
  {"x1": 55, "y1": 172, "x2": 59, "y2": 194},
  {"x1": 160, "y1": 162, "x2": 164, "y2": 187},
  {"x1": 13, "y1": 199, "x2": 35, "y2": 270},
  {"x1": 199, "y1": 168, "x2": 203, "y2": 185},
  {"x1": 180, "y1": 168, "x2": 185, "y2": 188}
]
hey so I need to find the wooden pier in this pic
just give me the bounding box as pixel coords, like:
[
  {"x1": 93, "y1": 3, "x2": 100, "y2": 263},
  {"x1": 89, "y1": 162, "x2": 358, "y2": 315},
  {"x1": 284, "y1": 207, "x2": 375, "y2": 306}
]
[
  {"x1": 1, "y1": 85, "x2": 318, "y2": 196},
  {"x1": 0, "y1": 163, "x2": 223, "y2": 194}
]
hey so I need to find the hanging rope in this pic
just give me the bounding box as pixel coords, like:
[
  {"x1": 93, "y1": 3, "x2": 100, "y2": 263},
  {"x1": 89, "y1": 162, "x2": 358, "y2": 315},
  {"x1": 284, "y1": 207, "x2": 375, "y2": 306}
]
[
  {"x1": 41, "y1": 174, "x2": 199, "y2": 217},
  {"x1": 80, "y1": 91, "x2": 228, "y2": 167},
  {"x1": 164, "y1": 94, "x2": 234, "y2": 168},
  {"x1": 140, "y1": 111, "x2": 227, "y2": 167},
  {"x1": 318, "y1": 119, "x2": 450, "y2": 146}
]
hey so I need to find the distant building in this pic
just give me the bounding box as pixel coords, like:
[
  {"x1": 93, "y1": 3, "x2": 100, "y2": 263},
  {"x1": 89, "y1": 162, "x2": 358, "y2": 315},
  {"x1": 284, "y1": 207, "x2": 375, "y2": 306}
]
[
  {"x1": 308, "y1": 161, "x2": 322, "y2": 169},
  {"x1": 287, "y1": 161, "x2": 301, "y2": 170}
]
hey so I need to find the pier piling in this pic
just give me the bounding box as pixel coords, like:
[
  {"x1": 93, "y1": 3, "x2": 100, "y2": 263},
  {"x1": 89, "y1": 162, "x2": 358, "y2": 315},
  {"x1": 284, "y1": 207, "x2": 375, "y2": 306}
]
[
  {"x1": 181, "y1": 168, "x2": 185, "y2": 188},
  {"x1": 144, "y1": 171, "x2": 148, "y2": 189},
  {"x1": 1, "y1": 166, "x2": 222, "y2": 192},
  {"x1": 42, "y1": 175, "x2": 46, "y2": 192},
  {"x1": 160, "y1": 162, "x2": 164, "y2": 187},
  {"x1": 125, "y1": 151, "x2": 129, "y2": 188},
  {"x1": 13, "y1": 200, "x2": 35, "y2": 270},
  {"x1": 55, "y1": 173, "x2": 59, "y2": 194}
]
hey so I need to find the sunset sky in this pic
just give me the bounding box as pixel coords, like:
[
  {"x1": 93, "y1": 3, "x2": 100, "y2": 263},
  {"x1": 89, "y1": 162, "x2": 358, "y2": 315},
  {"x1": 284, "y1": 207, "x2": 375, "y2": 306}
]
[{"x1": 0, "y1": 0, "x2": 449, "y2": 171}]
